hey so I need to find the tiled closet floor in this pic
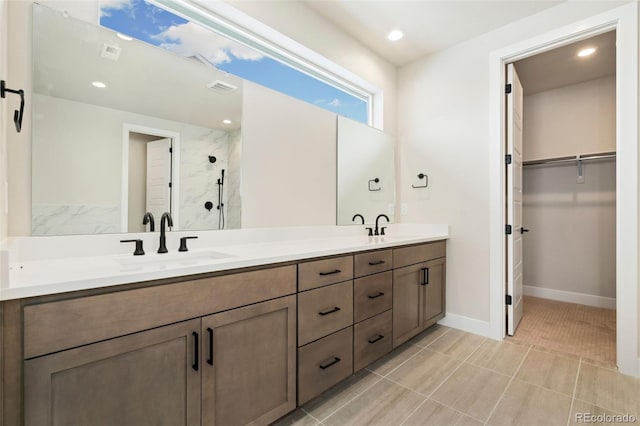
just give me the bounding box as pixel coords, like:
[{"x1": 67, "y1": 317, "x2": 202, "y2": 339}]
[{"x1": 274, "y1": 325, "x2": 640, "y2": 426}]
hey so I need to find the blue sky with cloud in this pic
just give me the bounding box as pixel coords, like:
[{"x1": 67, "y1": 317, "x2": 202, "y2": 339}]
[{"x1": 99, "y1": 0, "x2": 368, "y2": 123}]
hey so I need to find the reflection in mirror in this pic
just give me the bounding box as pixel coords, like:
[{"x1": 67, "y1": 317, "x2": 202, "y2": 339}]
[
  {"x1": 337, "y1": 116, "x2": 395, "y2": 225},
  {"x1": 31, "y1": 3, "x2": 242, "y2": 235}
]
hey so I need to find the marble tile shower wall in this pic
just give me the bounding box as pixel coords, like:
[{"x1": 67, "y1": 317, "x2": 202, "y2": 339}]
[
  {"x1": 180, "y1": 127, "x2": 237, "y2": 230},
  {"x1": 226, "y1": 129, "x2": 242, "y2": 229},
  {"x1": 32, "y1": 204, "x2": 120, "y2": 235}
]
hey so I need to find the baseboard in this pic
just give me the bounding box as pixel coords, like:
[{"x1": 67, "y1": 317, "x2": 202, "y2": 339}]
[
  {"x1": 438, "y1": 313, "x2": 493, "y2": 338},
  {"x1": 523, "y1": 285, "x2": 616, "y2": 309}
]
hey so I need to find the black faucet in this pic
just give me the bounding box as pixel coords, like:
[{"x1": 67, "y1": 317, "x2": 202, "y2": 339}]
[
  {"x1": 142, "y1": 212, "x2": 155, "y2": 232},
  {"x1": 158, "y1": 212, "x2": 173, "y2": 253},
  {"x1": 352, "y1": 214, "x2": 365, "y2": 224},
  {"x1": 374, "y1": 214, "x2": 390, "y2": 236}
]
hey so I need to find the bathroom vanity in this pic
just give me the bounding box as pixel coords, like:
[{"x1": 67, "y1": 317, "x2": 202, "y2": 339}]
[{"x1": 0, "y1": 227, "x2": 447, "y2": 426}]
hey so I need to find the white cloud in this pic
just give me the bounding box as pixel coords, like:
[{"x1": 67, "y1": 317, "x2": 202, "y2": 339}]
[
  {"x1": 100, "y1": 0, "x2": 133, "y2": 17},
  {"x1": 315, "y1": 98, "x2": 344, "y2": 108},
  {"x1": 329, "y1": 98, "x2": 342, "y2": 107},
  {"x1": 153, "y1": 22, "x2": 264, "y2": 65}
]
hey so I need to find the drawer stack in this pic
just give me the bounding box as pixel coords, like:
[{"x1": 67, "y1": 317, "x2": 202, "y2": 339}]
[
  {"x1": 352, "y1": 250, "x2": 393, "y2": 372},
  {"x1": 297, "y1": 255, "x2": 354, "y2": 405}
]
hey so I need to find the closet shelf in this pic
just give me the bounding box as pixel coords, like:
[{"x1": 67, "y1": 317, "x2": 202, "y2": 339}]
[{"x1": 523, "y1": 151, "x2": 616, "y2": 167}]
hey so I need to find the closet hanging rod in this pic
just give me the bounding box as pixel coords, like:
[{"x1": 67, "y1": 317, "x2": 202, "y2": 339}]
[{"x1": 523, "y1": 151, "x2": 616, "y2": 167}]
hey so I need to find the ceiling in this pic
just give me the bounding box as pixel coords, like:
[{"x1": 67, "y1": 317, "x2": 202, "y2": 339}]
[
  {"x1": 304, "y1": 1, "x2": 564, "y2": 66},
  {"x1": 514, "y1": 30, "x2": 616, "y2": 95}
]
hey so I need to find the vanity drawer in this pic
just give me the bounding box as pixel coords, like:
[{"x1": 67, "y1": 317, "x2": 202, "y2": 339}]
[
  {"x1": 393, "y1": 241, "x2": 446, "y2": 269},
  {"x1": 298, "y1": 281, "x2": 353, "y2": 346},
  {"x1": 298, "y1": 255, "x2": 354, "y2": 291},
  {"x1": 354, "y1": 249, "x2": 392, "y2": 278},
  {"x1": 298, "y1": 326, "x2": 353, "y2": 405},
  {"x1": 354, "y1": 310, "x2": 392, "y2": 372},
  {"x1": 354, "y1": 271, "x2": 392, "y2": 323}
]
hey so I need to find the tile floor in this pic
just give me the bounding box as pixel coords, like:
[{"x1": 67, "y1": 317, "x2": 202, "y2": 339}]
[{"x1": 274, "y1": 325, "x2": 640, "y2": 426}]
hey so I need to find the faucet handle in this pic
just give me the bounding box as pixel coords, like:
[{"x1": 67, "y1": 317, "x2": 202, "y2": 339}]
[
  {"x1": 365, "y1": 227, "x2": 374, "y2": 237},
  {"x1": 380, "y1": 227, "x2": 387, "y2": 236},
  {"x1": 120, "y1": 239, "x2": 145, "y2": 256},
  {"x1": 179, "y1": 236, "x2": 198, "y2": 252}
]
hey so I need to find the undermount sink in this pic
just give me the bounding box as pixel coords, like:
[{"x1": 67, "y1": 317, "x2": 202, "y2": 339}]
[{"x1": 114, "y1": 250, "x2": 234, "y2": 268}]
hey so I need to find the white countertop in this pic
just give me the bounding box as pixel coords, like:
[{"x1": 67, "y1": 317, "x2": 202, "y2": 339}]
[{"x1": 0, "y1": 224, "x2": 448, "y2": 300}]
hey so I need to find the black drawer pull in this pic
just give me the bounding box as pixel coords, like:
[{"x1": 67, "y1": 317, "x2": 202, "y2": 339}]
[
  {"x1": 368, "y1": 260, "x2": 385, "y2": 266},
  {"x1": 368, "y1": 292, "x2": 385, "y2": 299},
  {"x1": 319, "y1": 306, "x2": 341, "y2": 316},
  {"x1": 207, "y1": 327, "x2": 214, "y2": 366},
  {"x1": 421, "y1": 268, "x2": 430, "y2": 286},
  {"x1": 368, "y1": 334, "x2": 385, "y2": 344},
  {"x1": 192, "y1": 332, "x2": 199, "y2": 371},
  {"x1": 319, "y1": 357, "x2": 341, "y2": 370},
  {"x1": 319, "y1": 269, "x2": 341, "y2": 276}
]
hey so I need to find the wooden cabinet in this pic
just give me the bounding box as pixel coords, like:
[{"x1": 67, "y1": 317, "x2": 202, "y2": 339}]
[
  {"x1": 202, "y1": 295, "x2": 296, "y2": 426},
  {"x1": 298, "y1": 280, "x2": 353, "y2": 346},
  {"x1": 354, "y1": 310, "x2": 392, "y2": 372},
  {"x1": 392, "y1": 243, "x2": 446, "y2": 348},
  {"x1": 25, "y1": 319, "x2": 202, "y2": 426}
]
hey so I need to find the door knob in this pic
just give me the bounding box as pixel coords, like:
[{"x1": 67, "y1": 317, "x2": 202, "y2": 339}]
[{"x1": 520, "y1": 227, "x2": 530, "y2": 234}]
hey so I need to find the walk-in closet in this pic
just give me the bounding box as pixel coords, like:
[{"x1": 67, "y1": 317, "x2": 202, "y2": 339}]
[{"x1": 508, "y1": 31, "x2": 617, "y2": 366}]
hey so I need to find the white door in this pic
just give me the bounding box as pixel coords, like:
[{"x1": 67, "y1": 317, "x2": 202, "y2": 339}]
[
  {"x1": 506, "y1": 63, "x2": 524, "y2": 336},
  {"x1": 146, "y1": 138, "x2": 172, "y2": 221}
]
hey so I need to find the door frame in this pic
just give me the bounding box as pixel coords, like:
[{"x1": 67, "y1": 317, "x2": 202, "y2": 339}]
[
  {"x1": 488, "y1": 2, "x2": 639, "y2": 376},
  {"x1": 121, "y1": 124, "x2": 181, "y2": 232}
]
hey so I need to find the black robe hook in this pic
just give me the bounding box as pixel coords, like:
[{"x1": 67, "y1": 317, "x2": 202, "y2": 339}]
[{"x1": 1, "y1": 80, "x2": 25, "y2": 133}]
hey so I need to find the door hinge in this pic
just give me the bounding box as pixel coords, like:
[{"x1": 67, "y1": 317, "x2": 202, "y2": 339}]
[
  {"x1": 505, "y1": 295, "x2": 512, "y2": 305},
  {"x1": 169, "y1": 147, "x2": 173, "y2": 153},
  {"x1": 505, "y1": 225, "x2": 512, "y2": 235},
  {"x1": 505, "y1": 154, "x2": 512, "y2": 165},
  {"x1": 505, "y1": 84, "x2": 512, "y2": 94},
  {"x1": 168, "y1": 182, "x2": 172, "y2": 188}
]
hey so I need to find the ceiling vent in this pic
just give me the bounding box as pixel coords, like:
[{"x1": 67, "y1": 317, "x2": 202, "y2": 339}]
[
  {"x1": 101, "y1": 43, "x2": 122, "y2": 61},
  {"x1": 207, "y1": 80, "x2": 238, "y2": 94}
]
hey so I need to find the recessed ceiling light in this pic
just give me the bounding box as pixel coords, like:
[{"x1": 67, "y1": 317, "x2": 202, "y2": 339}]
[
  {"x1": 578, "y1": 47, "x2": 596, "y2": 57},
  {"x1": 116, "y1": 32, "x2": 133, "y2": 41},
  {"x1": 222, "y1": 119, "x2": 232, "y2": 124},
  {"x1": 387, "y1": 30, "x2": 404, "y2": 41},
  {"x1": 92, "y1": 81, "x2": 107, "y2": 89}
]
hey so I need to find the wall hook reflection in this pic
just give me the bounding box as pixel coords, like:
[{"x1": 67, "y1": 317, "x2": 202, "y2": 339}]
[
  {"x1": 368, "y1": 178, "x2": 381, "y2": 192},
  {"x1": 412, "y1": 173, "x2": 428, "y2": 188},
  {"x1": 1, "y1": 80, "x2": 24, "y2": 133}
]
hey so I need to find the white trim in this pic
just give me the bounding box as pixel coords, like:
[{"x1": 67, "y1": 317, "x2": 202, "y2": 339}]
[
  {"x1": 489, "y1": 3, "x2": 639, "y2": 377},
  {"x1": 148, "y1": 0, "x2": 382, "y2": 129},
  {"x1": 523, "y1": 285, "x2": 616, "y2": 310},
  {"x1": 121, "y1": 124, "x2": 181, "y2": 232},
  {"x1": 438, "y1": 313, "x2": 493, "y2": 339}
]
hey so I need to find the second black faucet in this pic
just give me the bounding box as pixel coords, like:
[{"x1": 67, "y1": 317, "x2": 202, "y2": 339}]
[{"x1": 158, "y1": 212, "x2": 173, "y2": 253}]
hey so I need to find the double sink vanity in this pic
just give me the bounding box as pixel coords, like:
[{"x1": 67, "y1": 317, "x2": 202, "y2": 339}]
[{"x1": 0, "y1": 224, "x2": 448, "y2": 426}]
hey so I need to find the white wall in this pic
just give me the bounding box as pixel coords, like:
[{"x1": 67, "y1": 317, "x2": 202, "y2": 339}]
[
  {"x1": 397, "y1": 1, "x2": 626, "y2": 325},
  {"x1": 0, "y1": 0, "x2": 8, "y2": 242},
  {"x1": 128, "y1": 132, "x2": 156, "y2": 233},
  {"x1": 523, "y1": 76, "x2": 616, "y2": 161},
  {"x1": 226, "y1": 0, "x2": 397, "y2": 136},
  {"x1": 241, "y1": 82, "x2": 336, "y2": 228}
]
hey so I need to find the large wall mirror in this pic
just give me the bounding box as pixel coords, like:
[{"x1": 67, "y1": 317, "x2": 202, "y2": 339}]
[
  {"x1": 32, "y1": 3, "x2": 242, "y2": 235},
  {"x1": 337, "y1": 116, "x2": 395, "y2": 225}
]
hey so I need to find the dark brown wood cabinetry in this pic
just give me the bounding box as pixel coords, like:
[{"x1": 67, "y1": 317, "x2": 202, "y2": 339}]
[{"x1": 392, "y1": 242, "x2": 446, "y2": 348}]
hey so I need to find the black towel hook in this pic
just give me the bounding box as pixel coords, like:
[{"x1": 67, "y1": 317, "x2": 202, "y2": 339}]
[
  {"x1": 412, "y1": 173, "x2": 428, "y2": 188},
  {"x1": 368, "y1": 178, "x2": 381, "y2": 192},
  {"x1": 1, "y1": 80, "x2": 24, "y2": 133}
]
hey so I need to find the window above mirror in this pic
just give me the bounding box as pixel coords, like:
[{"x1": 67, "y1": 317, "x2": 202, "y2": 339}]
[{"x1": 99, "y1": 0, "x2": 371, "y2": 124}]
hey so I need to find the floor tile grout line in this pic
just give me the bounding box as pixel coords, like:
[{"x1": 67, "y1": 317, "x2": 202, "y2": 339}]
[
  {"x1": 397, "y1": 397, "x2": 429, "y2": 426},
  {"x1": 566, "y1": 358, "x2": 582, "y2": 426},
  {"x1": 300, "y1": 407, "x2": 324, "y2": 424},
  {"x1": 483, "y1": 344, "x2": 533, "y2": 424},
  {"x1": 377, "y1": 327, "x2": 452, "y2": 379},
  {"x1": 509, "y1": 376, "x2": 578, "y2": 399},
  {"x1": 306, "y1": 373, "x2": 385, "y2": 423},
  {"x1": 426, "y1": 397, "x2": 488, "y2": 424}
]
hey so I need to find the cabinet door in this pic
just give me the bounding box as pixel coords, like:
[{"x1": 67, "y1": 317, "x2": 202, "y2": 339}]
[
  {"x1": 202, "y1": 295, "x2": 296, "y2": 426},
  {"x1": 25, "y1": 319, "x2": 201, "y2": 426},
  {"x1": 392, "y1": 262, "x2": 427, "y2": 348},
  {"x1": 422, "y1": 258, "x2": 446, "y2": 325}
]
